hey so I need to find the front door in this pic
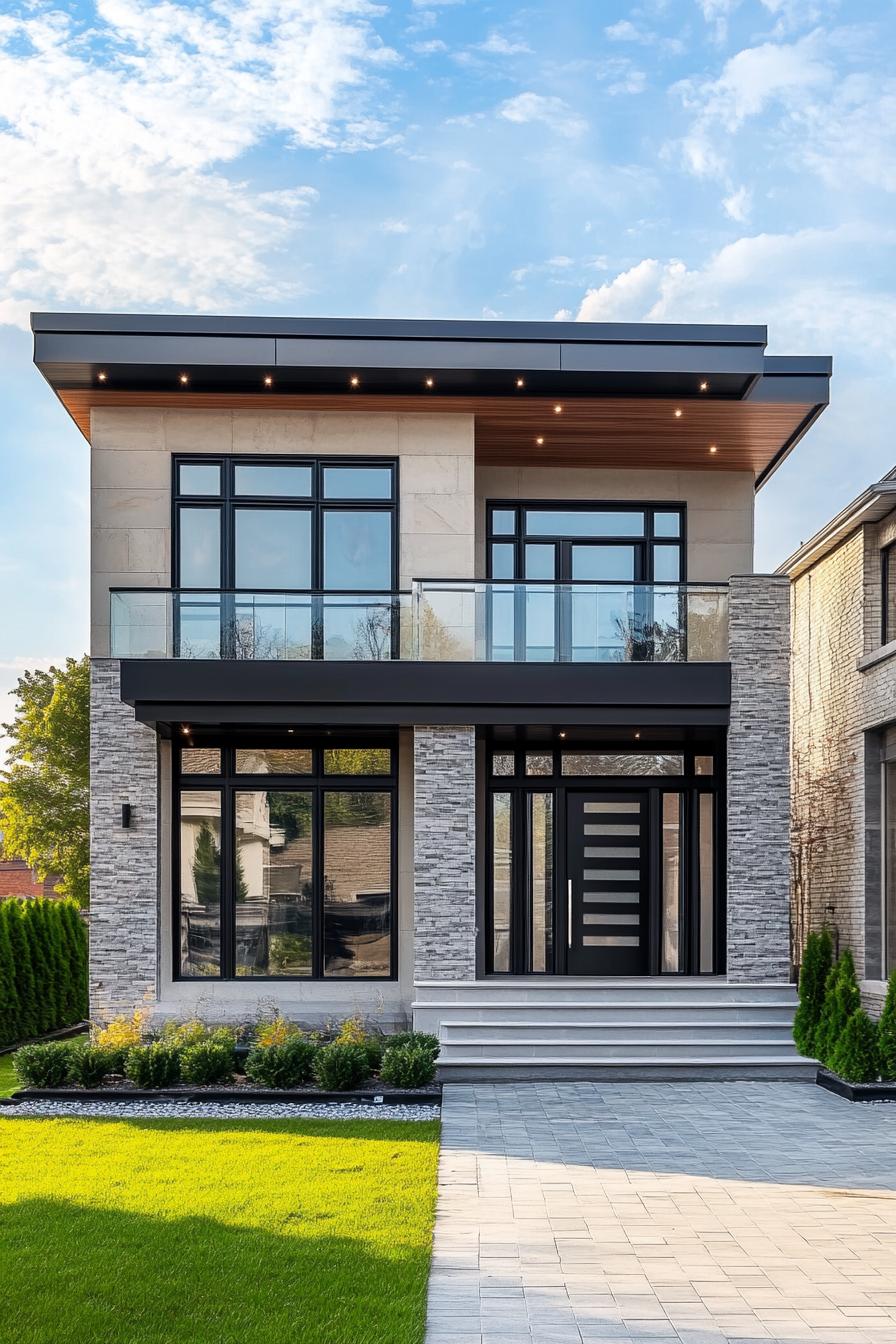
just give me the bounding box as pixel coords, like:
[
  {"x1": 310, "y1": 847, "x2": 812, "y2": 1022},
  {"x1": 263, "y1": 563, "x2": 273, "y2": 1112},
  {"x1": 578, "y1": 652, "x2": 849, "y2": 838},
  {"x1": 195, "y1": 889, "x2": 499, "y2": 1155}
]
[{"x1": 566, "y1": 791, "x2": 649, "y2": 975}]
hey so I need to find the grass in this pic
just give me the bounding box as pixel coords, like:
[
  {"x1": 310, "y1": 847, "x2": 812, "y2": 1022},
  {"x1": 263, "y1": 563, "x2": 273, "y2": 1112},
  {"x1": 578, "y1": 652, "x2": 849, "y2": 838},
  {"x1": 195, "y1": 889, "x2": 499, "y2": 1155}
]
[
  {"x1": 0, "y1": 1115, "x2": 440, "y2": 1344},
  {"x1": 0, "y1": 1033, "x2": 89, "y2": 1097}
]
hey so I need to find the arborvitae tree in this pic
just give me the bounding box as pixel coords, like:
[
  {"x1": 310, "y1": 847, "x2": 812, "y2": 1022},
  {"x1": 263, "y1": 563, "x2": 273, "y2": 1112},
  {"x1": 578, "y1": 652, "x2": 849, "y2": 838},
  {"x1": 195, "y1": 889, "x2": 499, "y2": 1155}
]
[
  {"x1": 877, "y1": 971, "x2": 896, "y2": 1082},
  {"x1": 829, "y1": 1009, "x2": 879, "y2": 1084},
  {"x1": 793, "y1": 927, "x2": 834, "y2": 1057},
  {"x1": 0, "y1": 904, "x2": 21, "y2": 1047},
  {"x1": 816, "y1": 948, "x2": 861, "y2": 1067},
  {"x1": 6, "y1": 902, "x2": 38, "y2": 1038},
  {"x1": 59, "y1": 900, "x2": 88, "y2": 1022},
  {"x1": 191, "y1": 822, "x2": 221, "y2": 904}
]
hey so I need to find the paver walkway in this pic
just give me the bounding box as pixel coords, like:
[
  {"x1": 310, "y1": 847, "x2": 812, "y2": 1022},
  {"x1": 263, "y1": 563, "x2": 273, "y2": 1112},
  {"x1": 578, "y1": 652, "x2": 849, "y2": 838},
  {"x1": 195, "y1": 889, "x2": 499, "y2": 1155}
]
[{"x1": 426, "y1": 1082, "x2": 896, "y2": 1344}]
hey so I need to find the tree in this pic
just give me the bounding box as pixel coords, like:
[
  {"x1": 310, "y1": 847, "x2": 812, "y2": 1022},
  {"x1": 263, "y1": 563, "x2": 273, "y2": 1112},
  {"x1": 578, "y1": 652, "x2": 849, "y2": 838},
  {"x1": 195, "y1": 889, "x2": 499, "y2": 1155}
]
[
  {"x1": 816, "y1": 948, "x2": 860, "y2": 1066},
  {"x1": 877, "y1": 971, "x2": 896, "y2": 1081},
  {"x1": 191, "y1": 822, "x2": 221, "y2": 904},
  {"x1": 0, "y1": 657, "x2": 89, "y2": 905},
  {"x1": 829, "y1": 1010, "x2": 879, "y2": 1084},
  {"x1": 793, "y1": 928, "x2": 833, "y2": 1057}
]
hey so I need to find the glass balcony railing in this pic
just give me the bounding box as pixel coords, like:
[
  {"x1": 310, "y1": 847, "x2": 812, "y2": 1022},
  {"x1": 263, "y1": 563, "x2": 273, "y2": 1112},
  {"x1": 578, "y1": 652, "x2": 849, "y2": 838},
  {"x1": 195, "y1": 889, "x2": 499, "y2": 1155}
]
[{"x1": 110, "y1": 582, "x2": 728, "y2": 663}]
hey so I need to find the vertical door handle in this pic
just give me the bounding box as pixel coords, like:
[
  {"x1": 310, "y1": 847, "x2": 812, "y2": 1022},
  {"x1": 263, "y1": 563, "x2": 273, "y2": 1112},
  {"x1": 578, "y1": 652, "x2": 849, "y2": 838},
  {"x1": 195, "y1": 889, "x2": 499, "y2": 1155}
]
[{"x1": 567, "y1": 878, "x2": 573, "y2": 947}]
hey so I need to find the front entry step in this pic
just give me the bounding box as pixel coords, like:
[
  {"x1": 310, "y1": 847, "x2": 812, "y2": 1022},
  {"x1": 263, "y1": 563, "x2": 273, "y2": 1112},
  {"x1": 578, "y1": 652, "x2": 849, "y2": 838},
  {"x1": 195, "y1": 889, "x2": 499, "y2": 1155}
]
[{"x1": 413, "y1": 979, "x2": 812, "y2": 1081}]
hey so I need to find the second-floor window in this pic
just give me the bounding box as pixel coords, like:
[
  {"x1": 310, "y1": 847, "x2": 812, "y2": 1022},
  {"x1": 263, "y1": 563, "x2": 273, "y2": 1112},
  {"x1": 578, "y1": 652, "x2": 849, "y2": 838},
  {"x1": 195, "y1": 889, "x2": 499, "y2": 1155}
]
[
  {"x1": 883, "y1": 543, "x2": 896, "y2": 645},
  {"x1": 174, "y1": 456, "x2": 398, "y2": 593},
  {"x1": 486, "y1": 502, "x2": 685, "y2": 583}
]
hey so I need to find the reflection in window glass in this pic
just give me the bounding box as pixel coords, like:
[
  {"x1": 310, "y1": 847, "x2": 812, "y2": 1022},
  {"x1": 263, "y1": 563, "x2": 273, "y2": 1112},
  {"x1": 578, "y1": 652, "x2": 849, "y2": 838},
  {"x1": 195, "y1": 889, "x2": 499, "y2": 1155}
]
[
  {"x1": 179, "y1": 462, "x2": 221, "y2": 496},
  {"x1": 885, "y1": 547, "x2": 896, "y2": 644},
  {"x1": 571, "y1": 545, "x2": 636, "y2": 581},
  {"x1": 323, "y1": 511, "x2": 392, "y2": 591},
  {"x1": 525, "y1": 753, "x2": 553, "y2": 776},
  {"x1": 562, "y1": 753, "x2": 683, "y2": 776},
  {"x1": 525, "y1": 544, "x2": 555, "y2": 579},
  {"x1": 490, "y1": 543, "x2": 515, "y2": 580},
  {"x1": 653, "y1": 544, "x2": 682, "y2": 582},
  {"x1": 525, "y1": 510, "x2": 645, "y2": 537},
  {"x1": 235, "y1": 748, "x2": 313, "y2": 775},
  {"x1": 885, "y1": 761, "x2": 896, "y2": 976},
  {"x1": 490, "y1": 509, "x2": 516, "y2": 535},
  {"x1": 662, "y1": 793, "x2": 681, "y2": 973},
  {"x1": 492, "y1": 753, "x2": 515, "y2": 777},
  {"x1": 234, "y1": 791, "x2": 313, "y2": 977},
  {"x1": 492, "y1": 793, "x2": 512, "y2": 972},
  {"x1": 178, "y1": 507, "x2": 221, "y2": 587},
  {"x1": 323, "y1": 748, "x2": 391, "y2": 775},
  {"x1": 323, "y1": 467, "x2": 393, "y2": 499},
  {"x1": 179, "y1": 791, "x2": 222, "y2": 976},
  {"x1": 529, "y1": 794, "x2": 553, "y2": 972},
  {"x1": 233, "y1": 464, "x2": 312, "y2": 497},
  {"x1": 234, "y1": 508, "x2": 311, "y2": 589},
  {"x1": 695, "y1": 755, "x2": 714, "y2": 776},
  {"x1": 653, "y1": 512, "x2": 681, "y2": 538},
  {"x1": 323, "y1": 792, "x2": 392, "y2": 976},
  {"x1": 698, "y1": 793, "x2": 714, "y2": 973},
  {"x1": 180, "y1": 748, "x2": 222, "y2": 775}
]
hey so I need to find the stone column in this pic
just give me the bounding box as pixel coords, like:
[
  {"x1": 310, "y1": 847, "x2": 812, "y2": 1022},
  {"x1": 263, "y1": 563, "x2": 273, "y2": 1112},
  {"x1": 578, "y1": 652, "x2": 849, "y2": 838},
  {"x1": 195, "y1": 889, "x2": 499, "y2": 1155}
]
[
  {"x1": 413, "y1": 725, "x2": 477, "y2": 982},
  {"x1": 89, "y1": 658, "x2": 160, "y2": 1019},
  {"x1": 727, "y1": 575, "x2": 791, "y2": 981}
]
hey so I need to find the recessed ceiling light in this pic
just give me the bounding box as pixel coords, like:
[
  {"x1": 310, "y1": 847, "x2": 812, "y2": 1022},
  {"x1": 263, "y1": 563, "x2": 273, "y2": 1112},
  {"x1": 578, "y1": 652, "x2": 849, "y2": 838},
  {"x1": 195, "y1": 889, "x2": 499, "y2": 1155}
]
[
  {"x1": 350, "y1": 375, "x2": 360, "y2": 388},
  {"x1": 709, "y1": 444, "x2": 718, "y2": 454},
  {"x1": 425, "y1": 377, "x2": 434, "y2": 388},
  {"x1": 535, "y1": 436, "x2": 544, "y2": 445},
  {"x1": 558, "y1": 731, "x2": 566, "y2": 739},
  {"x1": 179, "y1": 373, "x2": 189, "y2": 386},
  {"x1": 181, "y1": 725, "x2": 190, "y2": 735},
  {"x1": 263, "y1": 375, "x2": 273, "y2": 387},
  {"x1": 516, "y1": 377, "x2": 525, "y2": 388},
  {"x1": 699, "y1": 380, "x2": 709, "y2": 392},
  {"x1": 97, "y1": 371, "x2": 107, "y2": 382},
  {"x1": 554, "y1": 404, "x2": 563, "y2": 414},
  {"x1": 674, "y1": 408, "x2": 682, "y2": 418},
  {"x1": 634, "y1": 731, "x2": 641, "y2": 740}
]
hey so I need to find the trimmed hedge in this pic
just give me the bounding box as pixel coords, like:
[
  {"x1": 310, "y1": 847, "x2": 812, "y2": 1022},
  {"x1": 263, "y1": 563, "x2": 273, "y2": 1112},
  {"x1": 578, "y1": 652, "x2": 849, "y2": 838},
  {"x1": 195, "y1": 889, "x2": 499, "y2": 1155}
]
[{"x1": 0, "y1": 897, "x2": 87, "y2": 1048}]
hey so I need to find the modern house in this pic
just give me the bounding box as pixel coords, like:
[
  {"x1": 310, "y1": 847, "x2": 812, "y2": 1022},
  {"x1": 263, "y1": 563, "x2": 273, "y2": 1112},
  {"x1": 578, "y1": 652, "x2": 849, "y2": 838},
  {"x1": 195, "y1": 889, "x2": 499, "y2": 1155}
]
[
  {"x1": 33, "y1": 313, "x2": 831, "y2": 1075},
  {"x1": 780, "y1": 471, "x2": 896, "y2": 1017}
]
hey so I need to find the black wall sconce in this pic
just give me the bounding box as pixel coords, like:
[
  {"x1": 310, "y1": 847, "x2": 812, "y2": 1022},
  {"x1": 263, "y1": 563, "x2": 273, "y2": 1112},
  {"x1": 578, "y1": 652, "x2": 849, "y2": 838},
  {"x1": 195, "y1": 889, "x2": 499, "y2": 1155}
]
[{"x1": 121, "y1": 803, "x2": 132, "y2": 829}]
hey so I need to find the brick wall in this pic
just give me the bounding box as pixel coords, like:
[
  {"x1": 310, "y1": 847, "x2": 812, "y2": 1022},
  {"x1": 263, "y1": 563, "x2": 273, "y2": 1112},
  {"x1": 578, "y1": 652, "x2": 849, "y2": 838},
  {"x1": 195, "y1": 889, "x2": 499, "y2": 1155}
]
[
  {"x1": 89, "y1": 658, "x2": 159, "y2": 1019},
  {"x1": 413, "y1": 725, "x2": 476, "y2": 981},
  {"x1": 727, "y1": 575, "x2": 791, "y2": 981}
]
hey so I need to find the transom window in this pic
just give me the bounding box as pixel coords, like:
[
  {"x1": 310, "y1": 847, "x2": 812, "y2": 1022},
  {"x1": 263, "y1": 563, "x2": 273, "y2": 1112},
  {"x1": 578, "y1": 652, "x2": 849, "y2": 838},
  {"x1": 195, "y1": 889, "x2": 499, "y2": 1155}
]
[
  {"x1": 175, "y1": 740, "x2": 396, "y2": 981},
  {"x1": 487, "y1": 502, "x2": 685, "y2": 584},
  {"x1": 174, "y1": 457, "x2": 398, "y2": 593}
]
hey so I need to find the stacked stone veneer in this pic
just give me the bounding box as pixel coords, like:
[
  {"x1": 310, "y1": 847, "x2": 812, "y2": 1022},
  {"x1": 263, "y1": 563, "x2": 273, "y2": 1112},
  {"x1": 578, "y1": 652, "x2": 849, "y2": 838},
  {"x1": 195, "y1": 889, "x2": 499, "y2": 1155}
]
[
  {"x1": 727, "y1": 575, "x2": 791, "y2": 981},
  {"x1": 90, "y1": 658, "x2": 159, "y2": 1019},
  {"x1": 790, "y1": 511, "x2": 896, "y2": 997},
  {"x1": 413, "y1": 725, "x2": 476, "y2": 981}
]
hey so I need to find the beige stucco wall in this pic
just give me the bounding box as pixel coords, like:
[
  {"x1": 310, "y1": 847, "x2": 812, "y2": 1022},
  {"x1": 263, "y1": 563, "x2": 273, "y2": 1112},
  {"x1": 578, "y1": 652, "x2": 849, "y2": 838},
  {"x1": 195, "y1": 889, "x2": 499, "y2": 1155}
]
[
  {"x1": 790, "y1": 511, "x2": 896, "y2": 1004},
  {"x1": 91, "y1": 407, "x2": 475, "y2": 657},
  {"x1": 475, "y1": 467, "x2": 755, "y2": 581}
]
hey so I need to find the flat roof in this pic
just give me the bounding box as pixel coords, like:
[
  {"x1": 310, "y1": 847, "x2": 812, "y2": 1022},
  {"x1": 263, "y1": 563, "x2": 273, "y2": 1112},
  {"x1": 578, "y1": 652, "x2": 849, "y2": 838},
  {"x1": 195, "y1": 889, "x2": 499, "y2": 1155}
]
[{"x1": 31, "y1": 312, "x2": 832, "y2": 488}]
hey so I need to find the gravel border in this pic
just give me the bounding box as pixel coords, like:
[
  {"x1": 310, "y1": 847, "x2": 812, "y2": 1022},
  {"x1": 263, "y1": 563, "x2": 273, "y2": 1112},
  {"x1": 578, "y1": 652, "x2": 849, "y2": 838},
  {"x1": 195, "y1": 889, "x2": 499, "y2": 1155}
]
[{"x1": 0, "y1": 1098, "x2": 440, "y2": 1122}]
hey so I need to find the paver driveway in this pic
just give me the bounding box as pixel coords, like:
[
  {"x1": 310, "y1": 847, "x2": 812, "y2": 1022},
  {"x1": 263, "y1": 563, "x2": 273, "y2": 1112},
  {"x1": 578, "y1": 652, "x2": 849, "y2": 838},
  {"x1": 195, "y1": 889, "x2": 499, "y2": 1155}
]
[{"x1": 425, "y1": 1082, "x2": 896, "y2": 1344}]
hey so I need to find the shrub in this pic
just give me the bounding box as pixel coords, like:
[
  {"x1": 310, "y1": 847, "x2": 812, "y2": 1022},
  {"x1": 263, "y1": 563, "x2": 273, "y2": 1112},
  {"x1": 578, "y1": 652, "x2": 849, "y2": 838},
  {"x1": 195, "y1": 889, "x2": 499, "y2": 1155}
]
[
  {"x1": 180, "y1": 1040, "x2": 235, "y2": 1086},
  {"x1": 878, "y1": 971, "x2": 896, "y2": 1081},
  {"x1": 380, "y1": 1043, "x2": 437, "y2": 1088},
  {"x1": 816, "y1": 948, "x2": 861, "y2": 1066},
  {"x1": 94, "y1": 1009, "x2": 145, "y2": 1055},
  {"x1": 244, "y1": 1036, "x2": 317, "y2": 1089},
  {"x1": 67, "y1": 1044, "x2": 117, "y2": 1088},
  {"x1": 335, "y1": 1014, "x2": 367, "y2": 1046},
  {"x1": 13, "y1": 1041, "x2": 74, "y2": 1088},
  {"x1": 0, "y1": 898, "x2": 87, "y2": 1049},
  {"x1": 793, "y1": 928, "x2": 834, "y2": 1058},
  {"x1": 159, "y1": 1019, "x2": 237, "y2": 1051},
  {"x1": 255, "y1": 1015, "x2": 299, "y2": 1049},
  {"x1": 312, "y1": 1042, "x2": 369, "y2": 1091},
  {"x1": 383, "y1": 1030, "x2": 440, "y2": 1060},
  {"x1": 829, "y1": 1010, "x2": 879, "y2": 1084},
  {"x1": 125, "y1": 1042, "x2": 181, "y2": 1089}
]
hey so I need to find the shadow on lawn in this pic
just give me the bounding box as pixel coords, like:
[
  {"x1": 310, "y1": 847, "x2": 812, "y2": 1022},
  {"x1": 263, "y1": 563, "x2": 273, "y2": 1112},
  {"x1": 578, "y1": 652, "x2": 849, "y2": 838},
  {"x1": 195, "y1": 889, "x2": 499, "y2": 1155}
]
[
  {"x1": 1, "y1": 1196, "x2": 430, "y2": 1344},
  {"x1": 102, "y1": 1115, "x2": 441, "y2": 1143}
]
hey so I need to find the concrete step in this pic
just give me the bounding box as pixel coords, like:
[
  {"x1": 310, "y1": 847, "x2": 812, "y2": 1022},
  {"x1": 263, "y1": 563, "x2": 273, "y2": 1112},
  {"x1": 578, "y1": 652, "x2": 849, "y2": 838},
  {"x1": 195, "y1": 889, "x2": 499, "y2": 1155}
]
[
  {"x1": 440, "y1": 1021, "x2": 797, "y2": 1044},
  {"x1": 439, "y1": 1038, "x2": 803, "y2": 1060},
  {"x1": 417, "y1": 1003, "x2": 796, "y2": 1026},
  {"x1": 436, "y1": 1057, "x2": 817, "y2": 1081}
]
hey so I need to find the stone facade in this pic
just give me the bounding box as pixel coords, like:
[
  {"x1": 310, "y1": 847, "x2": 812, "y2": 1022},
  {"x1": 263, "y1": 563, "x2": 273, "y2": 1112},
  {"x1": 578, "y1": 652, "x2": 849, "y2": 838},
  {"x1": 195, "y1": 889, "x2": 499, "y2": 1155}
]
[
  {"x1": 727, "y1": 575, "x2": 791, "y2": 982},
  {"x1": 89, "y1": 658, "x2": 159, "y2": 1019},
  {"x1": 789, "y1": 508, "x2": 896, "y2": 1000},
  {"x1": 413, "y1": 725, "x2": 477, "y2": 981}
]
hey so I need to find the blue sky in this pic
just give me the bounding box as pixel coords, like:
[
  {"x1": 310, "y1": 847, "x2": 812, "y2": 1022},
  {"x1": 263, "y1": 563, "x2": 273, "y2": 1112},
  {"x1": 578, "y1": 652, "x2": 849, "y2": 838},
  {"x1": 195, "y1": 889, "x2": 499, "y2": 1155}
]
[{"x1": 0, "y1": 0, "x2": 894, "y2": 712}]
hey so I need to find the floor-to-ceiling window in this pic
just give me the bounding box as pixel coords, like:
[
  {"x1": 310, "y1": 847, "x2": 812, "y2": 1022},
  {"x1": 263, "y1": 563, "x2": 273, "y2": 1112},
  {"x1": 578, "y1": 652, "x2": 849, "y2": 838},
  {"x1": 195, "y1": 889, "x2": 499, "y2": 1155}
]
[{"x1": 176, "y1": 738, "x2": 396, "y2": 980}]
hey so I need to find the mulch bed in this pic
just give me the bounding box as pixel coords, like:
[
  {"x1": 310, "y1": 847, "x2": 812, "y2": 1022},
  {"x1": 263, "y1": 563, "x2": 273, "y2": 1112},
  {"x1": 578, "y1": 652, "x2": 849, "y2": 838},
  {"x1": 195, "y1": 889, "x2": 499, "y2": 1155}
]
[{"x1": 816, "y1": 1068, "x2": 896, "y2": 1103}]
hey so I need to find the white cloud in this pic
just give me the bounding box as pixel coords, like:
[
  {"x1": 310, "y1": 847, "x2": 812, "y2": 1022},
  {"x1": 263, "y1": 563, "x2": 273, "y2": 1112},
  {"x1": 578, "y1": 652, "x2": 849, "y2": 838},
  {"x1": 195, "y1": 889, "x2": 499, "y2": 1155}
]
[
  {"x1": 381, "y1": 219, "x2": 411, "y2": 233},
  {"x1": 412, "y1": 38, "x2": 448, "y2": 53},
  {"x1": 696, "y1": 0, "x2": 741, "y2": 43},
  {"x1": 605, "y1": 20, "x2": 642, "y2": 41},
  {"x1": 0, "y1": 0, "x2": 396, "y2": 326},
  {"x1": 498, "y1": 92, "x2": 587, "y2": 138},
  {"x1": 722, "y1": 185, "x2": 752, "y2": 221},
  {"x1": 477, "y1": 32, "x2": 531, "y2": 55}
]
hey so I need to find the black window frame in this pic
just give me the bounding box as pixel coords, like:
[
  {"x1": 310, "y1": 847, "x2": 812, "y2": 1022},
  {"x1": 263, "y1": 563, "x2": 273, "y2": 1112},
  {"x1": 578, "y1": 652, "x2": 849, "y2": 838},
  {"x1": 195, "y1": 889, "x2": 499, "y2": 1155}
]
[
  {"x1": 882, "y1": 542, "x2": 896, "y2": 646},
  {"x1": 173, "y1": 455, "x2": 400, "y2": 594},
  {"x1": 174, "y1": 734, "x2": 398, "y2": 982},
  {"x1": 484, "y1": 740, "x2": 724, "y2": 976}
]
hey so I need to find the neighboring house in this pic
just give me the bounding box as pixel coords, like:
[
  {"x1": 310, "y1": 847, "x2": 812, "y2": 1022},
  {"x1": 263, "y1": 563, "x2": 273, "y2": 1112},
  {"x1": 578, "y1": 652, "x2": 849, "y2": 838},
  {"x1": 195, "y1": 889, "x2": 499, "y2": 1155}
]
[
  {"x1": 32, "y1": 313, "x2": 831, "y2": 1075},
  {"x1": 0, "y1": 858, "x2": 59, "y2": 898},
  {"x1": 779, "y1": 472, "x2": 896, "y2": 1016}
]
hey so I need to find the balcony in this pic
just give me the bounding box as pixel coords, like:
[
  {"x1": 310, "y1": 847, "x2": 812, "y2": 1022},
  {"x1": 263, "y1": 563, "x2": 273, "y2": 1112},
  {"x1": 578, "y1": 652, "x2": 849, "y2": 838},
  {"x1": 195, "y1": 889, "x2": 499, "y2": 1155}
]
[{"x1": 110, "y1": 582, "x2": 729, "y2": 664}]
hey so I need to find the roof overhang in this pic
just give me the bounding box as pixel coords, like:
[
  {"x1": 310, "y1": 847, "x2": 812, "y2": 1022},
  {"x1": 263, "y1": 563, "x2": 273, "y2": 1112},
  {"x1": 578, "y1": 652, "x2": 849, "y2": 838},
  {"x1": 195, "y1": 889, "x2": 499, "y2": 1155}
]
[
  {"x1": 777, "y1": 475, "x2": 896, "y2": 578},
  {"x1": 32, "y1": 312, "x2": 831, "y2": 488}
]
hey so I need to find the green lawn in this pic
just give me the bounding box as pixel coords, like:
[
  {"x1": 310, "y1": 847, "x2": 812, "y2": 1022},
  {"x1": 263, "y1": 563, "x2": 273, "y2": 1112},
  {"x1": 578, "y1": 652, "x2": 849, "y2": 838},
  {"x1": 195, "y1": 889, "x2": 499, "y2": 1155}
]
[
  {"x1": 0, "y1": 1052, "x2": 17, "y2": 1097},
  {"x1": 0, "y1": 1116, "x2": 440, "y2": 1344}
]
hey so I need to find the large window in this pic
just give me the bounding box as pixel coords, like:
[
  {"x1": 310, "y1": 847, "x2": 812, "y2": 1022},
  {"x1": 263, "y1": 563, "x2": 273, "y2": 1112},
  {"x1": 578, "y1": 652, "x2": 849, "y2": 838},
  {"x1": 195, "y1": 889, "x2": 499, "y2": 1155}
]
[
  {"x1": 176, "y1": 740, "x2": 396, "y2": 980},
  {"x1": 174, "y1": 456, "x2": 398, "y2": 593},
  {"x1": 487, "y1": 502, "x2": 685, "y2": 584},
  {"x1": 882, "y1": 544, "x2": 896, "y2": 645}
]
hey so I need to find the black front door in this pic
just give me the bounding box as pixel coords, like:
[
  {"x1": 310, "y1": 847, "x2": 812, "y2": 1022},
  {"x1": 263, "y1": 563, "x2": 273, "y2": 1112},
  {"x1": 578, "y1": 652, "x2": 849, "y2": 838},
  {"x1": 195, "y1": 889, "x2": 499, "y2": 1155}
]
[{"x1": 566, "y1": 791, "x2": 649, "y2": 975}]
